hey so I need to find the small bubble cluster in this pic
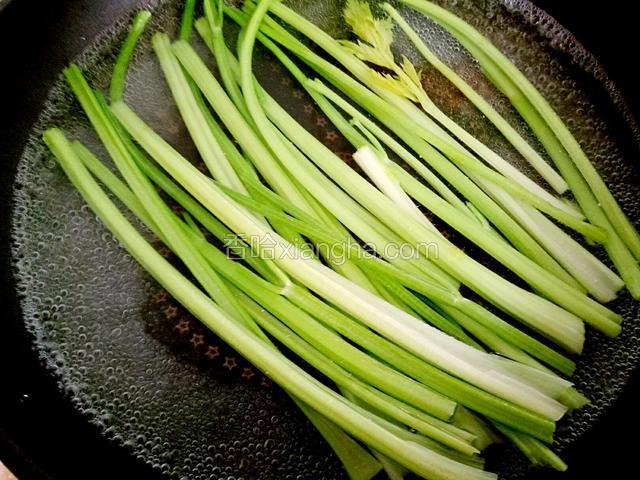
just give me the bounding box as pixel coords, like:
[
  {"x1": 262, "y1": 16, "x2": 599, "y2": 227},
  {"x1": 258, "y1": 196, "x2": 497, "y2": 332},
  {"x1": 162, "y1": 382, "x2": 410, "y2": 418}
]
[{"x1": 8, "y1": 0, "x2": 640, "y2": 479}]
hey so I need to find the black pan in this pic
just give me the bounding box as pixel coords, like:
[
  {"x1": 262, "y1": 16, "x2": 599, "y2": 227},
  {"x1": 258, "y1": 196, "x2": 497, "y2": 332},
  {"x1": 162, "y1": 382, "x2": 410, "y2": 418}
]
[{"x1": 1, "y1": 1, "x2": 639, "y2": 479}]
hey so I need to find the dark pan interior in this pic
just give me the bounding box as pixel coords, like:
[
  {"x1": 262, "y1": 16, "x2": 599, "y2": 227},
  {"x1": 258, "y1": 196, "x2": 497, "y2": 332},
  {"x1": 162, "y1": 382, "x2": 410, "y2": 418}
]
[{"x1": 3, "y1": 0, "x2": 640, "y2": 479}]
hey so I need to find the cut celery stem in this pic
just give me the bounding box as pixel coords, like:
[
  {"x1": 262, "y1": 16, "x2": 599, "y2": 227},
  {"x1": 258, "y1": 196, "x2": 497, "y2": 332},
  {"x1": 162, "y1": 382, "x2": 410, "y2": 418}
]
[
  {"x1": 65, "y1": 66, "x2": 252, "y2": 328},
  {"x1": 452, "y1": 407, "x2": 501, "y2": 451},
  {"x1": 382, "y1": 2, "x2": 567, "y2": 194},
  {"x1": 265, "y1": 2, "x2": 596, "y2": 237},
  {"x1": 486, "y1": 183, "x2": 623, "y2": 303},
  {"x1": 216, "y1": 11, "x2": 470, "y2": 218},
  {"x1": 392, "y1": 164, "x2": 621, "y2": 336},
  {"x1": 343, "y1": 390, "x2": 487, "y2": 468},
  {"x1": 208, "y1": 121, "x2": 576, "y2": 374},
  {"x1": 242, "y1": 16, "x2": 621, "y2": 338},
  {"x1": 258, "y1": 91, "x2": 594, "y2": 350},
  {"x1": 153, "y1": 33, "x2": 249, "y2": 195},
  {"x1": 495, "y1": 424, "x2": 567, "y2": 471},
  {"x1": 235, "y1": 10, "x2": 595, "y2": 292},
  {"x1": 296, "y1": 401, "x2": 383, "y2": 480},
  {"x1": 74, "y1": 136, "x2": 384, "y2": 479},
  {"x1": 112, "y1": 99, "x2": 570, "y2": 422},
  {"x1": 237, "y1": 295, "x2": 477, "y2": 453},
  {"x1": 46, "y1": 130, "x2": 492, "y2": 480},
  {"x1": 203, "y1": 0, "x2": 253, "y2": 123},
  {"x1": 109, "y1": 10, "x2": 151, "y2": 103},
  {"x1": 302, "y1": 75, "x2": 579, "y2": 286},
  {"x1": 178, "y1": 0, "x2": 196, "y2": 41},
  {"x1": 196, "y1": 23, "x2": 461, "y2": 291},
  {"x1": 213, "y1": 135, "x2": 580, "y2": 371},
  {"x1": 400, "y1": 0, "x2": 640, "y2": 261}
]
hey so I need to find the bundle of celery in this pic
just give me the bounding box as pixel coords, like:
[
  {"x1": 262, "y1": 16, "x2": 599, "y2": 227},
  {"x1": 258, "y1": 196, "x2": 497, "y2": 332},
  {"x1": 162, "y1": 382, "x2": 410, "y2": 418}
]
[{"x1": 42, "y1": 0, "x2": 640, "y2": 478}]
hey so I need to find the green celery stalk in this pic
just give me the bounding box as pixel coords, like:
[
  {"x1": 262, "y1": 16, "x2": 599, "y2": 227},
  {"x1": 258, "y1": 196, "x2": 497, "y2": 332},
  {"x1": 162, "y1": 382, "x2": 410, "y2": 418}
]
[
  {"x1": 178, "y1": 0, "x2": 196, "y2": 41},
  {"x1": 399, "y1": 0, "x2": 640, "y2": 260},
  {"x1": 382, "y1": 2, "x2": 567, "y2": 194},
  {"x1": 111, "y1": 99, "x2": 570, "y2": 422},
  {"x1": 109, "y1": 10, "x2": 151, "y2": 102},
  {"x1": 45, "y1": 129, "x2": 487, "y2": 480}
]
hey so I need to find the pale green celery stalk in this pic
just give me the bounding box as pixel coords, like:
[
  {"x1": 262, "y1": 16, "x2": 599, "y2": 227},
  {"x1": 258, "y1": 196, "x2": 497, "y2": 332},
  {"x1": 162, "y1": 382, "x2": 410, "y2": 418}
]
[
  {"x1": 65, "y1": 66, "x2": 252, "y2": 328},
  {"x1": 109, "y1": 10, "x2": 151, "y2": 103},
  {"x1": 501, "y1": 82, "x2": 640, "y2": 298},
  {"x1": 268, "y1": 120, "x2": 395, "y2": 293},
  {"x1": 444, "y1": 147, "x2": 604, "y2": 242},
  {"x1": 367, "y1": 275, "x2": 478, "y2": 347},
  {"x1": 210, "y1": 111, "x2": 579, "y2": 373},
  {"x1": 486, "y1": 183, "x2": 624, "y2": 303},
  {"x1": 184, "y1": 232, "x2": 479, "y2": 455},
  {"x1": 361, "y1": 260, "x2": 577, "y2": 374},
  {"x1": 355, "y1": 144, "x2": 439, "y2": 232},
  {"x1": 244, "y1": 17, "x2": 623, "y2": 337},
  {"x1": 399, "y1": 0, "x2": 640, "y2": 261},
  {"x1": 340, "y1": 6, "x2": 572, "y2": 219},
  {"x1": 239, "y1": 258, "x2": 558, "y2": 440},
  {"x1": 130, "y1": 144, "x2": 280, "y2": 283},
  {"x1": 392, "y1": 277, "x2": 563, "y2": 374},
  {"x1": 221, "y1": 9, "x2": 469, "y2": 217},
  {"x1": 452, "y1": 407, "x2": 501, "y2": 451},
  {"x1": 153, "y1": 33, "x2": 249, "y2": 194},
  {"x1": 72, "y1": 130, "x2": 447, "y2": 477},
  {"x1": 304, "y1": 81, "x2": 584, "y2": 291},
  {"x1": 557, "y1": 388, "x2": 590, "y2": 411},
  {"x1": 228, "y1": 154, "x2": 462, "y2": 296},
  {"x1": 111, "y1": 100, "x2": 571, "y2": 423},
  {"x1": 400, "y1": 0, "x2": 640, "y2": 299},
  {"x1": 371, "y1": 453, "x2": 407, "y2": 480},
  {"x1": 300, "y1": 74, "x2": 612, "y2": 307},
  {"x1": 462, "y1": 202, "x2": 514, "y2": 249},
  {"x1": 179, "y1": 0, "x2": 196, "y2": 41},
  {"x1": 433, "y1": 305, "x2": 544, "y2": 371},
  {"x1": 203, "y1": 0, "x2": 253, "y2": 122},
  {"x1": 217, "y1": 164, "x2": 576, "y2": 374},
  {"x1": 236, "y1": 294, "x2": 476, "y2": 454},
  {"x1": 495, "y1": 424, "x2": 567, "y2": 471},
  {"x1": 265, "y1": 1, "x2": 594, "y2": 231},
  {"x1": 205, "y1": 8, "x2": 491, "y2": 421},
  {"x1": 300, "y1": 72, "x2": 580, "y2": 287},
  {"x1": 91, "y1": 88, "x2": 283, "y2": 284},
  {"x1": 211, "y1": 173, "x2": 566, "y2": 428},
  {"x1": 218, "y1": 11, "x2": 571, "y2": 300},
  {"x1": 196, "y1": 18, "x2": 461, "y2": 292},
  {"x1": 75, "y1": 140, "x2": 382, "y2": 480},
  {"x1": 382, "y1": 2, "x2": 567, "y2": 194},
  {"x1": 237, "y1": 11, "x2": 591, "y2": 290},
  {"x1": 255, "y1": 84, "x2": 584, "y2": 356},
  {"x1": 195, "y1": 15, "x2": 443, "y2": 294},
  {"x1": 229, "y1": 179, "x2": 469, "y2": 343},
  {"x1": 341, "y1": 390, "x2": 487, "y2": 469},
  {"x1": 193, "y1": 235, "x2": 459, "y2": 422},
  {"x1": 46, "y1": 130, "x2": 485, "y2": 480},
  {"x1": 183, "y1": 22, "x2": 382, "y2": 294},
  {"x1": 298, "y1": 405, "x2": 382, "y2": 480},
  {"x1": 391, "y1": 164, "x2": 621, "y2": 335},
  {"x1": 72, "y1": 141, "x2": 153, "y2": 227},
  {"x1": 187, "y1": 191, "x2": 554, "y2": 443},
  {"x1": 151, "y1": 34, "x2": 319, "y2": 266},
  {"x1": 435, "y1": 306, "x2": 590, "y2": 415},
  {"x1": 256, "y1": 88, "x2": 595, "y2": 351}
]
